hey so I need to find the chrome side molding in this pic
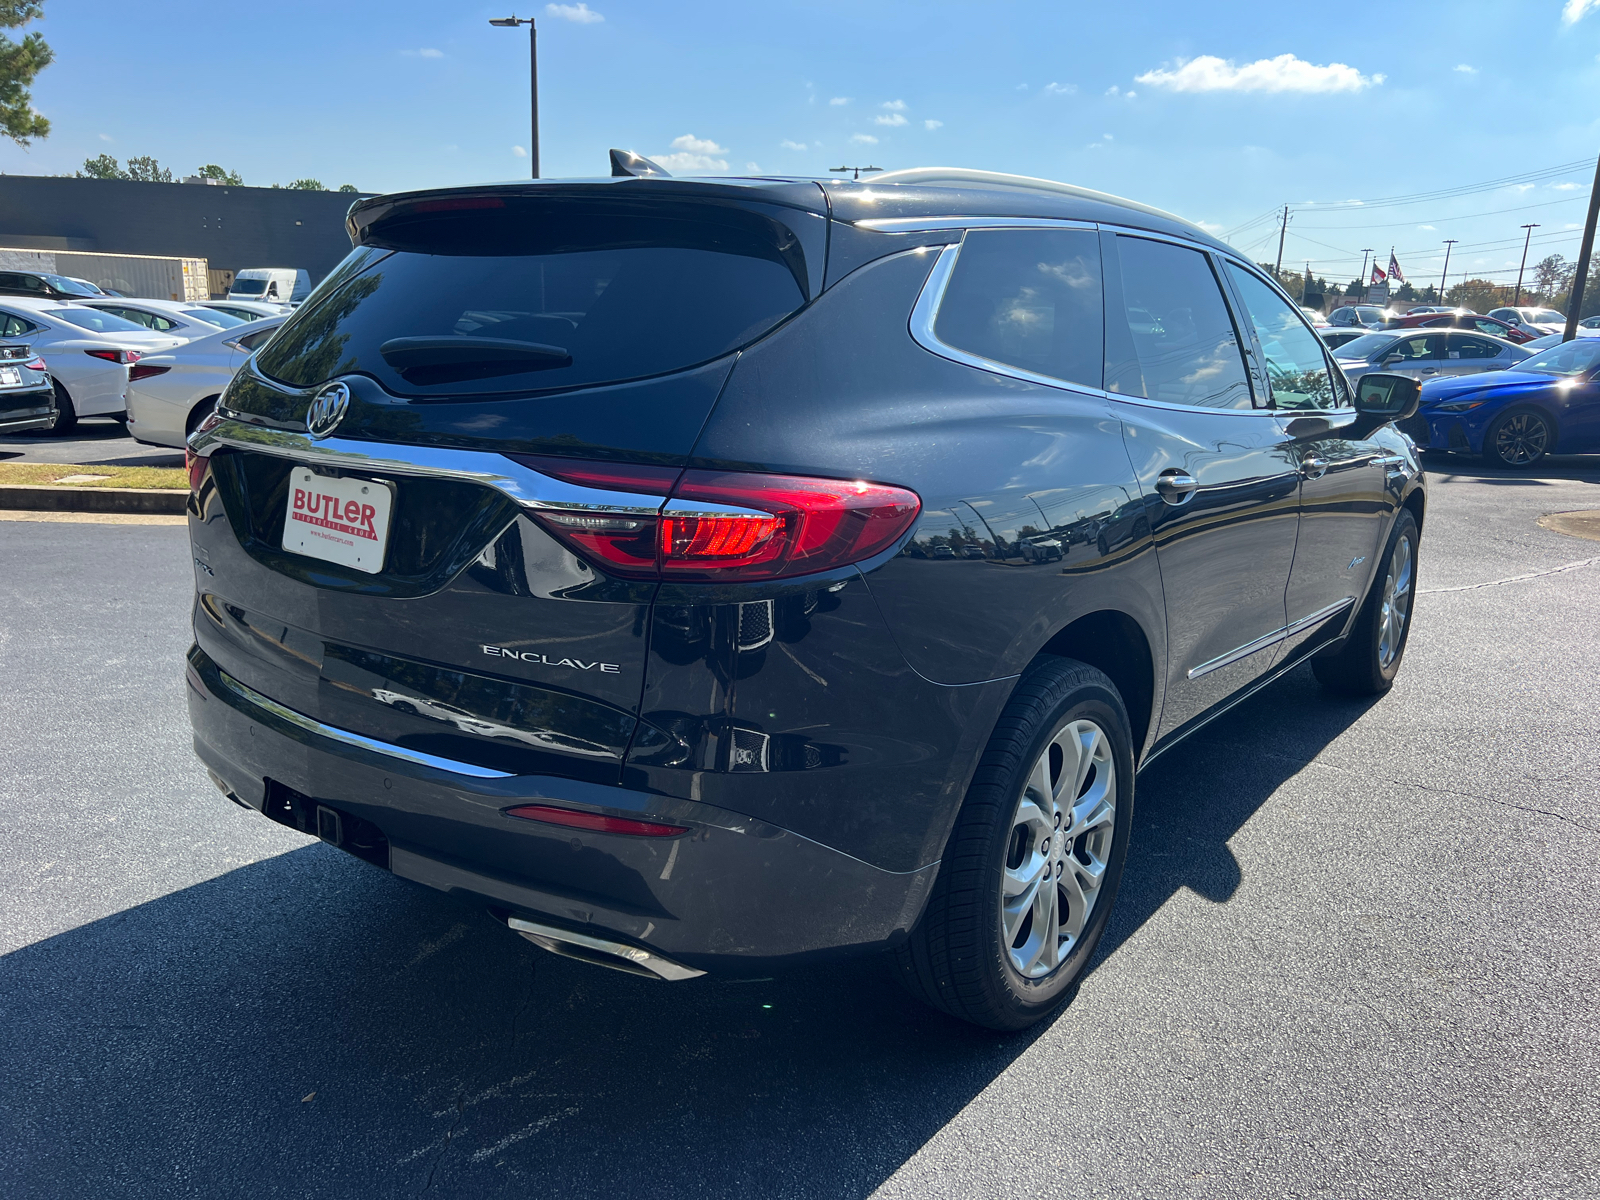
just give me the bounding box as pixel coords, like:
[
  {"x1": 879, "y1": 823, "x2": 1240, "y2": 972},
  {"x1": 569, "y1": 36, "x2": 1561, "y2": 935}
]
[
  {"x1": 1187, "y1": 597, "x2": 1355, "y2": 680},
  {"x1": 507, "y1": 916, "x2": 706, "y2": 981}
]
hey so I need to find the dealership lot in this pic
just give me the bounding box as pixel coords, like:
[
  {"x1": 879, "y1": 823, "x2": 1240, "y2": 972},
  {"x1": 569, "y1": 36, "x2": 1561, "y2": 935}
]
[{"x1": 1, "y1": 457, "x2": 1597, "y2": 1199}]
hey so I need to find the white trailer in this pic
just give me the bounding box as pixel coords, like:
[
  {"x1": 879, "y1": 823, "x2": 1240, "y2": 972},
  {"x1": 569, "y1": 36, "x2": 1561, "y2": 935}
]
[{"x1": 0, "y1": 248, "x2": 209, "y2": 301}]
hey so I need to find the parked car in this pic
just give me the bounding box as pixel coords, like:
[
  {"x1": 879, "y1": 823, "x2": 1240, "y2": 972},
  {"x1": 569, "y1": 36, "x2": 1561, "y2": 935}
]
[
  {"x1": 1384, "y1": 310, "x2": 1538, "y2": 344},
  {"x1": 1517, "y1": 330, "x2": 1600, "y2": 353},
  {"x1": 1298, "y1": 305, "x2": 1328, "y2": 326},
  {"x1": 195, "y1": 300, "x2": 293, "y2": 323},
  {"x1": 1404, "y1": 336, "x2": 1600, "y2": 467},
  {"x1": 125, "y1": 317, "x2": 283, "y2": 447},
  {"x1": 1332, "y1": 329, "x2": 1530, "y2": 386},
  {"x1": 228, "y1": 268, "x2": 310, "y2": 305},
  {"x1": 0, "y1": 342, "x2": 57, "y2": 435},
  {"x1": 1318, "y1": 327, "x2": 1371, "y2": 350},
  {"x1": 1486, "y1": 306, "x2": 1568, "y2": 337},
  {"x1": 80, "y1": 297, "x2": 247, "y2": 339},
  {"x1": 0, "y1": 269, "x2": 103, "y2": 301},
  {"x1": 184, "y1": 166, "x2": 1425, "y2": 1031},
  {"x1": 0, "y1": 297, "x2": 185, "y2": 433},
  {"x1": 1405, "y1": 305, "x2": 1455, "y2": 315},
  {"x1": 1580, "y1": 315, "x2": 1600, "y2": 330},
  {"x1": 1326, "y1": 304, "x2": 1391, "y2": 329}
]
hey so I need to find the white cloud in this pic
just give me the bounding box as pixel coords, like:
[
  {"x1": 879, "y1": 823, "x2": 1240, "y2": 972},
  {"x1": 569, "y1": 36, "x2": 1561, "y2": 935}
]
[
  {"x1": 98, "y1": 133, "x2": 112, "y2": 142},
  {"x1": 924, "y1": 119, "x2": 943, "y2": 130},
  {"x1": 1196, "y1": 220, "x2": 1225, "y2": 234},
  {"x1": 1563, "y1": 0, "x2": 1599, "y2": 24},
  {"x1": 829, "y1": 96, "x2": 851, "y2": 106},
  {"x1": 651, "y1": 134, "x2": 730, "y2": 172},
  {"x1": 512, "y1": 146, "x2": 527, "y2": 157},
  {"x1": 1103, "y1": 133, "x2": 1113, "y2": 140},
  {"x1": 1514, "y1": 183, "x2": 1535, "y2": 192},
  {"x1": 1043, "y1": 82, "x2": 1077, "y2": 95},
  {"x1": 746, "y1": 162, "x2": 760, "y2": 172},
  {"x1": 546, "y1": 2, "x2": 604, "y2": 22},
  {"x1": 1105, "y1": 85, "x2": 1121, "y2": 96},
  {"x1": 1454, "y1": 63, "x2": 1478, "y2": 74},
  {"x1": 670, "y1": 134, "x2": 728, "y2": 155},
  {"x1": 850, "y1": 132, "x2": 878, "y2": 145},
  {"x1": 1552, "y1": 181, "x2": 1580, "y2": 190},
  {"x1": 1418, "y1": 224, "x2": 1436, "y2": 231},
  {"x1": 880, "y1": 99, "x2": 907, "y2": 111},
  {"x1": 780, "y1": 139, "x2": 809, "y2": 151},
  {"x1": 1135, "y1": 53, "x2": 1383, "y2": 94},
  {"x1": 875, "y1": 112, "x2": 908, "y2": 126},
  {"x1": 402, "y1": 48, "x2": 444, "y2": 57},
  {"x1": 1126, "y1": 90, "x2": 1137, "y2": 99},
  {"x1": 1016, "y1": 83, "x2": 1029, "y2": 90}
]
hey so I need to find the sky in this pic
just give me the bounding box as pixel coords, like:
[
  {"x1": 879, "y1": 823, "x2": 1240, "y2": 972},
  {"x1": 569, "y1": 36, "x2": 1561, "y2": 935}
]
[{"x1": 6, "y1": 0, "x2": 1600, "y2": 290}]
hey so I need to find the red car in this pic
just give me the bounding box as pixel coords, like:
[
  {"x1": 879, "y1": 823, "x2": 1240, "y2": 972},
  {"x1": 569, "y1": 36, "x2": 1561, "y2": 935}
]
[{"x1": 1383, "y1": 310, "x2": 1538, "y2": 344}]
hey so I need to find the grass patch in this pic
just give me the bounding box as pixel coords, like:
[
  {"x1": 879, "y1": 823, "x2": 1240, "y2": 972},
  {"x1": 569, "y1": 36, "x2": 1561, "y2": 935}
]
[{"x1": 0, "y1": 462, "x2": 190, "y2": 490}]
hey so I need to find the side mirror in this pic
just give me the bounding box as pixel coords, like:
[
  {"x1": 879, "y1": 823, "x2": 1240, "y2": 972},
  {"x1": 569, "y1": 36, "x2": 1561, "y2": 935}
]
[
  {"x1": 1381, "y1": 355, "x2": 1403, "y2": 366},
  {"x1": 1348, "y1": 372, "x2": 1420, "y2": 437}
]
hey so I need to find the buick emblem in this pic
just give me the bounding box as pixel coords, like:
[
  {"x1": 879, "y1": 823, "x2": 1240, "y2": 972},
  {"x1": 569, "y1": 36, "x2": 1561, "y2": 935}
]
[{"x1": 305, "y1": 382, "x2": 350, "y2": 440}]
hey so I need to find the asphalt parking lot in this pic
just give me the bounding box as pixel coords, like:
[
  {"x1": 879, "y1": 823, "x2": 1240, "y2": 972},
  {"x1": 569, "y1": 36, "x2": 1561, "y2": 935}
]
[
  {"x1": 2, "y1": 453, "x2": 1598, "y2": 1199},
  {"x1": 0, "y1": 419, "x2": 184, "y2": 467}
]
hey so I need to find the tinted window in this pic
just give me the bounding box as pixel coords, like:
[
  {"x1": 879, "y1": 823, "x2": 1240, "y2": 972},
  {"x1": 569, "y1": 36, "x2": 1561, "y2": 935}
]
[
  {"x1": 1450, "y1": 335, "x2": 1500, "y2": 360},
  {"x1": 932, "y1": 228, "x2": 1103, "y2": 388},
  {"x1": 231, "y1": 277, "x2": 270, "y2": 296},
  {"x1": 103, "y1": 307, "x2": 178, "y2": 331},
  {"x1": 1333, "y1": 333, "x2": 1398, "y2": 360},
  {"x1": 1472, "y1": 319, "x2": 1509, "y2": 337},
  {"x1": 0, "y1": 312, "x2": 35, "y2": 336},
  {"x1": 1225, "y1": 264, "x2": 1337, "y2": 410},
  {"x1": 1106, "y1": 237, "x2": 1252, "y2": 409},
  {"x1": 257, "y1": 199, "x2": 812, "y2": 397},
  {"x1": 45, "y1": 307, "x2": 148, "y2": 334},
  {"x1": 182, "y1": 306, "x2": 242, "y2": 327},
  {"x1": 236, "y1": 325, "x2": 280, "y2": 350},
  {"x1": 1382, "y1": 335, "x2": 1439, "y2": 362},
  {"x1": 1516, "y1": 339, "x2": 1600, "y2": 376},
  {"x1": 45, "y1": 274, "x2": 98, "y2": 297}
]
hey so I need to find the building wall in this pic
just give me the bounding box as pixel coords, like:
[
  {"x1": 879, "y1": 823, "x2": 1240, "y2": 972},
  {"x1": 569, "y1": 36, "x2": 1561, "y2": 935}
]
[{"x1": 0, "y1": 175, "x2": 373, "y2": 285}]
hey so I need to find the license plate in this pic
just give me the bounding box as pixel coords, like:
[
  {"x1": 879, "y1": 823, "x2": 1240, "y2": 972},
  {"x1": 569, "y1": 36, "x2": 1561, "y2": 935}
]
[
  {"x1": 281, "y1": 467, "x2": 394, "y2": 574},
  {"x1": 0, "y1": 367, "x2": 20, "y2": 386}
]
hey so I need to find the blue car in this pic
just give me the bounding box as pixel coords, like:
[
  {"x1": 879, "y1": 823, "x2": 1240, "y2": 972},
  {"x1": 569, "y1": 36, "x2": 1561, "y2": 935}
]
[{"x1": 1404, "y1": 337, "x2": 1600, "y2": 467}]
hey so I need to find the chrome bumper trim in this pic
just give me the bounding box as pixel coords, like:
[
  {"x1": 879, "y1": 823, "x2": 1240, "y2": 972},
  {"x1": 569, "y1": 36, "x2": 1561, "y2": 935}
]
[
  {"x1": 216, "y1": 669, "x2": 515, "y2": 779},
  {"x1": 507, "y1": 916, "x2": 706, "y2": 981}
]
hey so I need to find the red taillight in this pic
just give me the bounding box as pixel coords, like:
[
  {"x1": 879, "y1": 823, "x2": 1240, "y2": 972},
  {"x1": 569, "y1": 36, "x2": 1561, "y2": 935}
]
[
  {"x1": 85, "y1": 348, "x2": 140, "y2": 365},
  {"x1": 512, "y1": 458, "x2": 921, "y2": 582},
  {"x1": 504, "y1": 804, "x2": 687, "y2": 838},
  {"x1": 25, "y1": 356, "x2": 45, "y2": 372},
  {"x1": 129, "y1": 363, "x2": 170, "y2": 382},
  {"x1": 186, "y1": 449, "x2": 207, "y2": 493}
]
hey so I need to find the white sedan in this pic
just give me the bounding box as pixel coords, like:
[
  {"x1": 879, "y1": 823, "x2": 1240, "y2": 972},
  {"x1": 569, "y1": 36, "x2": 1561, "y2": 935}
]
[
  {"x1": 195, "y1": 300, "x2": 291, "y2": 323},
  {"x1": 0, "y1": 297, "x2": 185, "y2": 434},
  {"x1": 125, "y1": 317, "x2": 283, "y2": 447},
  {"x1": 80, "y1": 298, "x2": 251, "y2": 340}
]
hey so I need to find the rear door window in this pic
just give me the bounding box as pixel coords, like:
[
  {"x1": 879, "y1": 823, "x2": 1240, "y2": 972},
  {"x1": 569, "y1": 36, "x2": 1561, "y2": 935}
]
[
  {"x1": 1105, "y1": 235, "x2": 1253, "y2": 410},
  {"x1": 256, "y1": 196, "x2": 817, "y2": 397},
  {"x1": 1451, "y1": 335, "x2": 1501, "y2": 360},
  {"x1": 931, "y1": 227, "x2": 1104, "y2": 389}
]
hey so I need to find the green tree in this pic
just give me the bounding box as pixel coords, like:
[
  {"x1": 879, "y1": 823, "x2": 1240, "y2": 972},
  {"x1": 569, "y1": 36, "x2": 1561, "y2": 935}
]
[
  {"x1": 1531, "y1": 254, "x2": 1574, "y2": 307},
  {"x1": 196, "y1": 163, "x2": 242, "y2": 185},
  {"x1": 286, "y1": 178, "x2": 325, "y2": 190},
  {"x1": 123, "y1": 154, "x2": 171, "y2": 182},
  {"x1": 337, "y1": 183, "x2": 359, "y2": 193},
  {"x1": 1444, "y1": 278, "x2": 1501, "y2": 312},
  {"x1": 77, "y1": 152, "x2": 123, "y2": 179},
  {"x1": 0, "y1": 1, "x2": 51, "y2": 147}
]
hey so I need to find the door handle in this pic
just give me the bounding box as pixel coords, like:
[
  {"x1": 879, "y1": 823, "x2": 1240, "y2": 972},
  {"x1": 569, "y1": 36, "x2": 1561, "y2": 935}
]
[
  {"x1": 1300, "y1": 456, "x2": 1330, "y2": 480},
  {"x1": 1421, "y1": 368, "x2": 1437, "y2": 374},
  {"x1": 1154, "y1": 469, "x2": 1198, "y2": 504}
]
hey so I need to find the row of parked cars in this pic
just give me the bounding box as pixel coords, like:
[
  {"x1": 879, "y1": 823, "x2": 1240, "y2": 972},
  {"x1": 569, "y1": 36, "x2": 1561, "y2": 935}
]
[
  {"x1": 0, "y1": 294, "x2": 288, "y2": 440},
  {"x1": 1305, "y1": 302, "x2": 1600, "y2": 467}
]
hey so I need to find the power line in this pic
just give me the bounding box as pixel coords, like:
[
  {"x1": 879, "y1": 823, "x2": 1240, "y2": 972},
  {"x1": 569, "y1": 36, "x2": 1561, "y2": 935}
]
[
  {"x1": 1295, "y1": 193, "x2": 1586, "y2": 231},
  {"x1": 1294, "y1": 157, "x2": 1594, "y2": 213}
]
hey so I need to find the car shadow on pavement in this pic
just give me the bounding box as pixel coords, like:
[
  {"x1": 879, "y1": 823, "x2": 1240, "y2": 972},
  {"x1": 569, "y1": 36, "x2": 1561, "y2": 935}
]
[{"x1": 0, "y1": 668, "x2": 1374, "y2": 1200}]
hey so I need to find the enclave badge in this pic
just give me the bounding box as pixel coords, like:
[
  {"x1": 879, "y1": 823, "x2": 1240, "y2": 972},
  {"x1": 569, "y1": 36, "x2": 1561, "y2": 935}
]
[{"x1": 306, "y1": 382, "x2": 350, "y2": 440}]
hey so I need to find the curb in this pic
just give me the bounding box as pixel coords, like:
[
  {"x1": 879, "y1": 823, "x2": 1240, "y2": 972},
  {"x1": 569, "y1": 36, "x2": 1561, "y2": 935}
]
[{"x1": 0, "y1": 483, "x2": 189, "y2": 515}]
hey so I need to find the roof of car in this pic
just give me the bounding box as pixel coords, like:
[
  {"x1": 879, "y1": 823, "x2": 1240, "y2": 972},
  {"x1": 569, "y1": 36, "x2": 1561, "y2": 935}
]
[{"x1": 346, "y1": 168, "x2": 1232, "y2": 257}]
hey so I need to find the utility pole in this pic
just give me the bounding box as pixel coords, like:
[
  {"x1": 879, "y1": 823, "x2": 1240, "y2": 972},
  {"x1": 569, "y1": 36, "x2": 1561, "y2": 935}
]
[
  {"x1": 1273, "y1": 206, "x2": 1290, "y2": 280},
  {"x1": 489, "y1": 16, "x2": 539, "y2": 178},
  {"x1": 829, "y1": 165, "x2": 882, "y2": 181},
  {"x1": 1439, "y1": 239, "x2": 1459, "y2": 305},
  {"x1": 1359, "y1": 248, "x2": 1374, "y2": 291},
  {"x1": 1302, "y1": 261, "x2": 1311, "y2": 303},
  {"x1": 1563, "y1": 153, "x2": 1600, "y2": 341},
  {"x1": 1513, "y1": 224, "x2": 1540, "y2": 306}
]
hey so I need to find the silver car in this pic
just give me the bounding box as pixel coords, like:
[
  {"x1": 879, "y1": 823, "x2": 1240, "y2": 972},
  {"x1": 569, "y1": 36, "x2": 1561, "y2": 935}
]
[
  {"x1": 1332, "y1": 328, "x2": 1531, "y2": 386},
  {"x1": 0, "y1": 342, "x2": 56, "y2": 434},
  {"x1": 1486, "y1": 306, "x2": 1568, "y2": 337}
]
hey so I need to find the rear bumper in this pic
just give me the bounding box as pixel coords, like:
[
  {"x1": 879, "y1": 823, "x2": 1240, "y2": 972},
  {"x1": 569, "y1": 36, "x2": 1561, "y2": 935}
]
[
  {"x1": 187, "y1": 645, "x2": 938, "y2": 973},
  {"x1": 0, "y1": 387, "x2": 55, "y2": 433}
]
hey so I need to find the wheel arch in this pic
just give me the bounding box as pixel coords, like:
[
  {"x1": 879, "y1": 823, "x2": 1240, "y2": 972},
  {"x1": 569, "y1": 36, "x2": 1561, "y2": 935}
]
[
  {"x1": 1033, "y1": 609, "x2": 1157, "y2": 762},
  {"x1": 187, "y1": 393, "x2": 222, "y2": 434}
]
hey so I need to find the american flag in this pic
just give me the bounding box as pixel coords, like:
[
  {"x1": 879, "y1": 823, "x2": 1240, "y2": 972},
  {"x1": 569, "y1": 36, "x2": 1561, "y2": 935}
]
[{"x1": 1388, "y1": 252, "x2": 1406, "y2": 285}]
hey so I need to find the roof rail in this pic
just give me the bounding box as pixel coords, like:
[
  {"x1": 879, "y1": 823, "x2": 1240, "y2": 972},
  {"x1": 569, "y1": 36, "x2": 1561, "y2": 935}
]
[{"x1": 864, "y1": 167, "x2": 1194, "y2": 233}]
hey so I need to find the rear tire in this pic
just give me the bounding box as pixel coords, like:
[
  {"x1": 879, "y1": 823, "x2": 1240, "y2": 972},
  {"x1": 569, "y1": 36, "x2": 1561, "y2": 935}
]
[
  {"x1": 1483, "y1": 407, "x2": 1552, "y2": 469},
  {"x1": 45, "y1": 381, "x2": 77, "y2": 436},
  {"x1": 1313, "y1": 510, "x2": 1418, "y2": 696},
  {"x1": 896, "y1": 657, "x2": 1135, "y2": 1031},
  {"x1": 186, "y1": 395, "x2": 220, "y2": 436}
]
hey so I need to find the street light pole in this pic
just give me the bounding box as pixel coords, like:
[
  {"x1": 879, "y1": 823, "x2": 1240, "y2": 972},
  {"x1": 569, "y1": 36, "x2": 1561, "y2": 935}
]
[
  {"x1": 489, "y1": 16, "x2": 538, "y2": 178},
  {"x1": 1513, "y1": 224, "x2": 1540, "y2": 306},
  {"x1": 1439, "y1": 239, "x2": 1458, "y2": 304}
]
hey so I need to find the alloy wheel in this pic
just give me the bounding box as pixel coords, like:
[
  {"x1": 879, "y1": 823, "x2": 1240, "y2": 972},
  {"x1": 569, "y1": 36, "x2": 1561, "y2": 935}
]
[
  {"x1": 1494, "y1": 413, "x2": 1549, "y2": 467},
  {"x1": 1000, "y1": 718, "x2": 1117, "y2": 979},
  {"x1": 1378, "y1": 533, "x2": 1414, "y2": 669}
]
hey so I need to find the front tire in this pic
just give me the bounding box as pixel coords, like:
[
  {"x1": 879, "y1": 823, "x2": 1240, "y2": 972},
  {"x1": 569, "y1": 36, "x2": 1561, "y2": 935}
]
[
  {"x1": 897, "y1": 657, "x2": 1135, "y2": 1031},
  {"x1": 1313, "y1": 509, "x2": 1418, "y2": 696},
  {"x1": 1483, "y1": 408, "x2": 1553, "y2": 468}
]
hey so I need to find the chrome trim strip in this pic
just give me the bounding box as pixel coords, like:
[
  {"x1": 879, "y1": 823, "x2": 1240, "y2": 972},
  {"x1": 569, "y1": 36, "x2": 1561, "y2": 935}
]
[
  {"x1": 855, "y1": 216, "x2": 1098, "y2": 233},
  {"x1": 189, "y1": 418, "x2": 669, "y2": 516},
  {"x1": 507, "y1": 916, "x2": 706, "y2": 981},
  {"x1": 1186, "y1": 597, "x2": 1355, "y2": 680},
  {"x1": 216, "y1": 669, "x2": 516, "y2": 779}
]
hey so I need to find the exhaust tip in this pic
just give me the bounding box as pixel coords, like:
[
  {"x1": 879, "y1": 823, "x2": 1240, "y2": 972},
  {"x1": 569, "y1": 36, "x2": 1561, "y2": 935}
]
[{"x1": 506, "y1": 916, "x2": 705, "y2": 982}]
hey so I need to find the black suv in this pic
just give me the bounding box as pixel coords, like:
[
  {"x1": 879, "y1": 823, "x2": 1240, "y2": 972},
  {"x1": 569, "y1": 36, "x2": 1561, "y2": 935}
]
[{"x1": 185, "y1": 165, "x2": 1425, "y2": 1030}]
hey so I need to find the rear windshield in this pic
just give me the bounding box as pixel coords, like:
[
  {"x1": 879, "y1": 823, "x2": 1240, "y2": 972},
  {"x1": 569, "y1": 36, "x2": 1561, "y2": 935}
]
[
  {"x1": 231, "y1": 278, "x2": 270, "y2": 296},
  {"x1": 47, "y1": 307, "x2": 148, "y2": 333},
  {"x1": 183, "y1": 306, "x2": 244, "y2": 327},
  {"x1": 1332, "y1": 333, "x2": 1396, "y2": 360},
  {"x1": 255, "y1": 196, "x2": 813, "y2": 397}
]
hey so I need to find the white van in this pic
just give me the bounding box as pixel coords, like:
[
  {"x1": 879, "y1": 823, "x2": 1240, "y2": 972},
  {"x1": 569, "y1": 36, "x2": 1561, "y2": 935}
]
[{"x1": 227, "y1": 268, "x2": 310, "y2": 305}]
